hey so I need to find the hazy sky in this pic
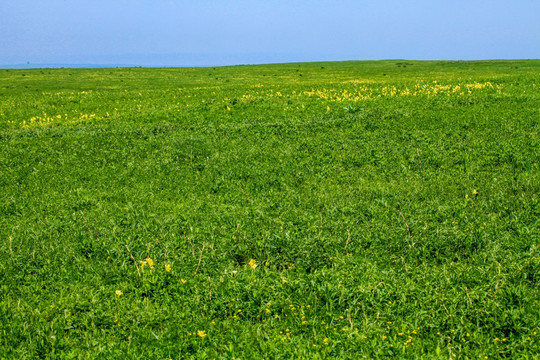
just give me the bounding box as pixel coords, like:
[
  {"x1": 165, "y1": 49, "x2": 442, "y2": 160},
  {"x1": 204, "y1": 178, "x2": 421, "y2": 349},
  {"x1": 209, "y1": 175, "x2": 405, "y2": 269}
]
[{"x1": 1, "y1": 0, "x2": 539, "y2": 66}]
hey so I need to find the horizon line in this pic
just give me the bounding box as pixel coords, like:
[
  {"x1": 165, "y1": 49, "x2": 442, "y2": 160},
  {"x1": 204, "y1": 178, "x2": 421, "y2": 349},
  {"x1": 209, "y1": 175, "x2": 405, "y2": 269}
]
[{"x1": 1, "y1": 58, "x2": 538, "y2": 70}]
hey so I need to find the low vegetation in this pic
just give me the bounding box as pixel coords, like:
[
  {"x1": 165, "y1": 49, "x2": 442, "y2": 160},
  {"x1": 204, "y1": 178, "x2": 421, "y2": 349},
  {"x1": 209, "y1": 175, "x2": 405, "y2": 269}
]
[{"x1": 0, "y1": 60, "x2": 539, "y2": 358}]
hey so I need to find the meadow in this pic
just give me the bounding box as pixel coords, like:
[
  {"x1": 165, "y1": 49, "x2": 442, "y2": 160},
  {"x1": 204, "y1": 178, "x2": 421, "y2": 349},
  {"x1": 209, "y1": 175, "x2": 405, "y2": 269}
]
[{"x1": 0, "y1": 60, "x2": 539, "y2": 359}]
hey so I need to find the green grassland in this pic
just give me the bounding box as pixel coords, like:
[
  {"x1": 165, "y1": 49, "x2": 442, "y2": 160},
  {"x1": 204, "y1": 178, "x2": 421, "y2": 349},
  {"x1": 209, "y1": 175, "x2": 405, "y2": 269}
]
[{"x1": 0, "y1": 60, "x2": 539, "y2": 359}]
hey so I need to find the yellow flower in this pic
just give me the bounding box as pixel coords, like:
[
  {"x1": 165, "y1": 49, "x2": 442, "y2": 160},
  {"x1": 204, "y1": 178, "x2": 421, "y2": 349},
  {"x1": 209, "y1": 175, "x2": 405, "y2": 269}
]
[
  {"x1": 197, "y1": 330, "x2": 207, "y2": 338},
  {"x1": 165, "y1": 264, "x2": 172, "y2": 272},
  {"x1": 146, "y1": 258, "x2": 154, "y2": 267},
  {"x1": 249, "y1": 259, "x2": 258, "y2": 269},
  {"x1": 323, "y1": 338, "x2": 329, "y2": 345},
  {"x1": 115, "y1": 290, "x2": 123, "y2": 296},
  {"x1": 473, "y1": 189, "x2": 479, "y2": 196},
  {"x1": 181, "y1": 279, "x2": 187, "y2": 284}
]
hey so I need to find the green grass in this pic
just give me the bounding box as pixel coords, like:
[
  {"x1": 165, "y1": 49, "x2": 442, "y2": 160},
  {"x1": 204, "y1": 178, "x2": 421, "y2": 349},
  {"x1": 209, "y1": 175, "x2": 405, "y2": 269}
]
[{"x1": 0, "y1": 60, "x2": 539, "y2": 359}]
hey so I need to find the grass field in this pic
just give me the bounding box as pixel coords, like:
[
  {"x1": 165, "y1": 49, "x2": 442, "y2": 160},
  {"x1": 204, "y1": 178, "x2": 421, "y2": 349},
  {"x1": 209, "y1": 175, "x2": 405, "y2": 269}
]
[{"x1": 0, "y1": 60, "x2": 539, "y2": 359}]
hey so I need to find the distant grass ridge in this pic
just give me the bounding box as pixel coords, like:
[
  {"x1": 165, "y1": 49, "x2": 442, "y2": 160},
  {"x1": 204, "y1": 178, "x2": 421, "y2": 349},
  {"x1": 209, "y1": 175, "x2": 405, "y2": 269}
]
[{"x1": 0, "y1": 60, "x2": 539, "y2": 358}]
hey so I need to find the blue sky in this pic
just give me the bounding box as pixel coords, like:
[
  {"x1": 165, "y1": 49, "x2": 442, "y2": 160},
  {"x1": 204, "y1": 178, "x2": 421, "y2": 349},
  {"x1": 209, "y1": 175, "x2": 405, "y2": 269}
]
[{"x1": 1, "y1": 0, "x2": 539, "y2": 66}]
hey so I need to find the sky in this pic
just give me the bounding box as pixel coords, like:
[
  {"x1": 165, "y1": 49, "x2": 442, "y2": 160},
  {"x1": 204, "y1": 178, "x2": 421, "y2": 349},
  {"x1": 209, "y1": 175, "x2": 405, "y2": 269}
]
[{"x1": 1, "y1": 0, "x2": 539, "y2": 66}]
